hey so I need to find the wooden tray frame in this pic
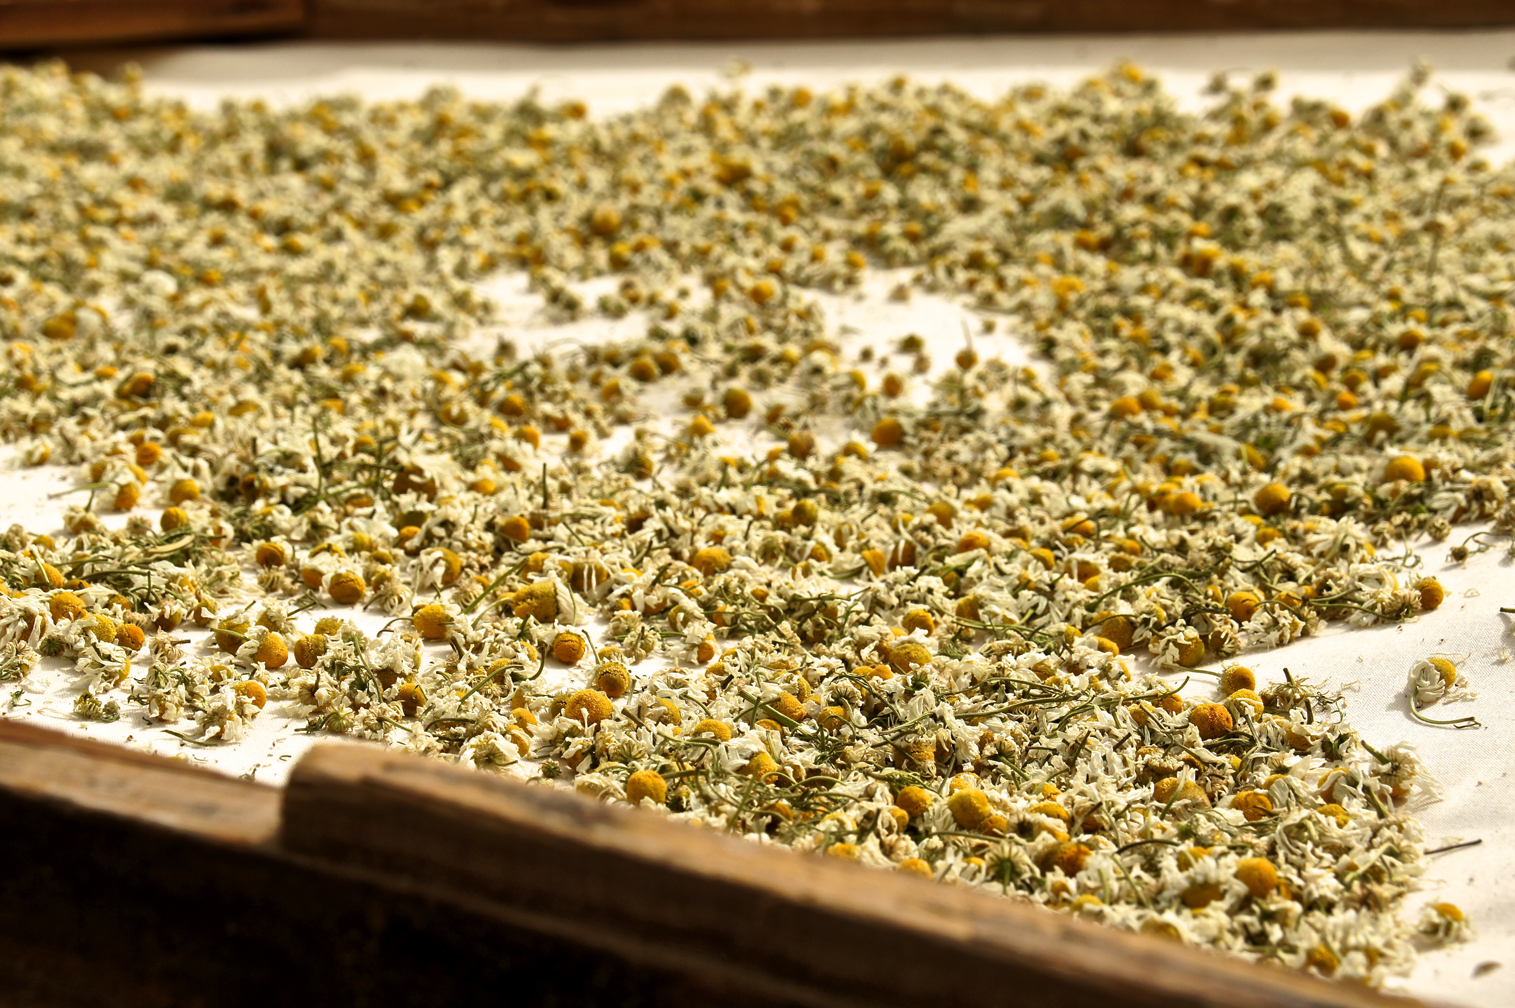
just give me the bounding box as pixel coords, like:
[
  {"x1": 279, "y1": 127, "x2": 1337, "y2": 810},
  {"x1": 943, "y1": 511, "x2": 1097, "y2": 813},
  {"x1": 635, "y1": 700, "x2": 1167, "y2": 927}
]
[
  {"x1": 303, "y1": 0, "x2": 1515, "y2": 41},
  {"x1": 0, "y1": 0, "x2": 303, "y2": 48},
  {"x1": 0, "y1": 719, "x2": 1422, "y2": 1008},
  {"x1": 3, "y1": 0, "x2": 1515, "y2": 49}
]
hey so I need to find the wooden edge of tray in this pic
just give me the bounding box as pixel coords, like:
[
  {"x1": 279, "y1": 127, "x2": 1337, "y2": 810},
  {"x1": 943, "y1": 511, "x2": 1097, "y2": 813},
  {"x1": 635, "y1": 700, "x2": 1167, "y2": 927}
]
[
  {"x1": 0, "y1": 0, "x2": 305, "y2": 50},
  {"x1": 7, "y1": 0, "x2": 1515, "y2": 49},
  {"x1": 0, "y1": 721, "x2": 755, "y2": 1006},
  {"x1": 281, "y1": 739, "x2": 1426, "y2": 1008},
  {"x1": 0, "y1": 717, "x2": 280, "y2": 845},
  {"x1": 0, "y1": 722, "x2": 1436, "y2": 1007},
  {"x1": 300, "y1": 0, "x2": 1515, "y2": 41}
]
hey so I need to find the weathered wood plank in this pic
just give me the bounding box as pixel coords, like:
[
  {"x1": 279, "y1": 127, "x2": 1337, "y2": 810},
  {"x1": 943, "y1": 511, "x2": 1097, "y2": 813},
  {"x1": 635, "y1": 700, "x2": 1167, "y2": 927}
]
[
  {"x1": 283, "y1": 741, "x2": 1417, "y2": 1008},
  {"x1": 0, "y1": 723, "x2": 780, "y2": 1008},
  {"x1": 304, "y1": 0, "x2": 1515, "y2": 40},
  {"x1": 0, "y1": 722, "x2": 1425, "y2": 1007},
  {"x1": 0, "y1": 0, "x2": 304, "y2": 48},
  {"x1": 5, "y1": 0, "x2": 1515, "y2": 48},
  {"x1": 0, "y1": 718, "x2": 279, "y2": 845}
]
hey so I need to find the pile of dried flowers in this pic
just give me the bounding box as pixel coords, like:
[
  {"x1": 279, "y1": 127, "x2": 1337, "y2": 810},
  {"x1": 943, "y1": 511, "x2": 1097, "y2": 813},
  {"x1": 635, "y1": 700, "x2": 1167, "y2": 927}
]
[{"x1": 1, "y1": 58, "x2": 1507, "y2": 981}]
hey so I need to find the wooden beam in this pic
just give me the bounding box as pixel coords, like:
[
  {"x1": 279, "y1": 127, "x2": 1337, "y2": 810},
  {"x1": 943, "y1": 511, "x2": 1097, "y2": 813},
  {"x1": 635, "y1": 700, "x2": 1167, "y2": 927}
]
[
  {"x1": 0, "y1": 718, "x2": 279, "y2": 845},
  {"x1": 4, "y1": 0, "x2": 1513, "y2": 47},
  {"x1": 0, "y1": 722, "x2": 1424, "y2": 1007},
  {"x1": 283, "y1": 741, "x2": 1415, "y2": 1008},
  {"x1": 0, "y1": 722, "x2": 803, "y2": 1007},
  {"x1": 0, "y1": 0, "x2": 304, "y2": 49},
  {"x1": 303, "y1": 0, "x2": 1515, "y2": 41},
  {"x1": 0, "y1": 722, "x2": 1428, "y2": 1008}
]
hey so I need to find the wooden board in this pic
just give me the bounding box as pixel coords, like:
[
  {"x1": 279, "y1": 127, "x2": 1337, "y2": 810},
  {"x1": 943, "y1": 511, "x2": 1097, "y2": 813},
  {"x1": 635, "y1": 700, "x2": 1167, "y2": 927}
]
[
  {"x1": 0, "y1": 720, "x2": 1419, "y2": 1008},
  {"x1": 281, "y1": 742, "x2": 1415, "y2": 1008},
  {"x1": 0, "y1": 718, "x2": 279, "y2": 844},
  {"x1": 0, "y1": 0, "x2": 305, "y2": 49},
  {"x1": 0, "y1": 721, "x2": 731, "y2": 1008},
  {"x1": 3, "y1": 0, "x2": 1515, "y2": 48},
  {"x1": 302, "y1": 0, "x2": 1515, "y2": 41}
]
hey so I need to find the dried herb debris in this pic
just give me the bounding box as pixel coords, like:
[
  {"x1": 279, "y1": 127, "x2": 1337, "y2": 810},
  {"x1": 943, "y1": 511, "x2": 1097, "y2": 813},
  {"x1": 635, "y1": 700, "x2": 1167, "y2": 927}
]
[{"x1": 0, "y1": 58, "x2": 1508, "y2": 982}]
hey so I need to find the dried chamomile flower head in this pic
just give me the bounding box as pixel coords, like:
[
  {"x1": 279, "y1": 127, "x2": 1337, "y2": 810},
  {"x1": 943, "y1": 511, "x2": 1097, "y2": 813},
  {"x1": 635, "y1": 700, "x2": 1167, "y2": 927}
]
[
  {"x1": 0, "y1": 58, "x2": 1502, "y2": 986},
  {"x1": 1418, "y1": 902, "x2": 1474, "y2": 944},
  {"x1": 1405, "y1": 656, "x2": 1478, "y2": 727}
]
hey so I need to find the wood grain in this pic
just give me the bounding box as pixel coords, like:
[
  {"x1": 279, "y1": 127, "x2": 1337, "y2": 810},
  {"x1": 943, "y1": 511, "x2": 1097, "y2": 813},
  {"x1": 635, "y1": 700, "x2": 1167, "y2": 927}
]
[
  {"x1": 304, "y1": 0, "x2": 1515, "y2": 40},
  {"x1": 0, "y1": 722, "x2": 728, "y2": 1008},
  {"x1": 0, "y1": 0, "x2": 304, "y2": 49},
  {"x1": 5, "y1": 0, "x2": 1514, "y2": 47},
  {"x1": 0, "y1": 718, "x2": 278, "y2": 845},
  {"x1": 284, "y1": 741, "x2": 1419, "y2": 1008}
]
